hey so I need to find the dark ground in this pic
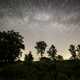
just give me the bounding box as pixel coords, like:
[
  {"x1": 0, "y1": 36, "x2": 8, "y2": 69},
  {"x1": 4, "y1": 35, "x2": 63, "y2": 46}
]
[{"x1": 0, "y1": 60, "x2": 80, "y2": 80}]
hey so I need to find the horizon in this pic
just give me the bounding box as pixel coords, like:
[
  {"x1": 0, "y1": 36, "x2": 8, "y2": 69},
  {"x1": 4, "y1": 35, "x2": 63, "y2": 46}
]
[{"x1": 20, "y1": 42, "x2": 72, "y2": 61}]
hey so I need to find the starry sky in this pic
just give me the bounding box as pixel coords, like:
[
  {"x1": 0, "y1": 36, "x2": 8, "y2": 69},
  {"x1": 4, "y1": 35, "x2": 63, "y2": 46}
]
[{"x1": 0, "y1": 0, "x2": 80, "y2": 60}]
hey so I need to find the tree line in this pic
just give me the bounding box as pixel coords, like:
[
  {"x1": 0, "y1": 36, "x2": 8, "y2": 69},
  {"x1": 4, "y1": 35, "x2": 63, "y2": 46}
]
[{"x1": 0, "y1": 30, "x2": 80, "y2": 63}]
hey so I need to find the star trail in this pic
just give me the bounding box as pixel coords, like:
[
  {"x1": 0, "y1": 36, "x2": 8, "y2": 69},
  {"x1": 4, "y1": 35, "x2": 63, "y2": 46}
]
[{"x1": 0, "y1": 0, "x2": 80, "y2": 60}]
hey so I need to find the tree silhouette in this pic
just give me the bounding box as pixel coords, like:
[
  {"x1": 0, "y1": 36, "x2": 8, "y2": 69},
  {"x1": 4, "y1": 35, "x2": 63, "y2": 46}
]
[
  {"x1": 40, "y1": 57, "x2": 51, "y2": 62},
  {"x1": 0, "y1": 30, "x2": 25, "y2": 63},
  {"x1": 76, "y1": 44, "x2": 80, "y2": 59},
  {"x1": 47, "y1": 44, "x2": 57, "y2": 61},
  {"x1": 55, "y1": 55, "x2": 63, "y2": 61},
  {"x1": 69, "y1": 44, "x2": 77, "y2": 60},
  {"x1": 35, "y1": 41, "x2": 47, "y2": 58},
  {"x1": 24, "y1": 51, "x2": 33, "y2": 64}
]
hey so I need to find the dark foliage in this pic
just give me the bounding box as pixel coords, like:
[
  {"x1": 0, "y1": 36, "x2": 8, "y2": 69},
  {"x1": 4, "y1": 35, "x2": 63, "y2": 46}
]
[
  {"x1": 56, "y1": 55, "x2": 63, "y2": 61},
  {"x1": 40, "y1": 57, "x2": 52, "y2": 63},
  {"x1": 1, "y1": 60, "x2": 80, "y2": 80},
  {"x1": 69, "y1": 44, "x2": 77, "y2": 60},
  {"x1": 0, "y1": 30, "x2": 25, "y2": 63},
  {"x1": 35, "y1": 41, "x2": 47, "y2": 57},
  {"x1": 24, "y1": 51, "x2": 33, "y2": 64},
  {"x1": 76, "y1": 44, "x2": 80, "y2": 58},
  {"x1": 47, "y1": 44, "x2": 57, "y2": 61}
]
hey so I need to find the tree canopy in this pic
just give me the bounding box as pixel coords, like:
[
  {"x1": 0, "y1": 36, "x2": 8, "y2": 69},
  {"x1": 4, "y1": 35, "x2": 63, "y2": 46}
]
[
  {"x1": 76, "y1": 44, "x2": 80, "y2": 58},
  {"x1": 24, "y1": 51, "x2": 33, "y2": 64},
  {"x1": 47, "y1": 44, "x2": 57, "y2": 60},
  {"x1": 0, "y1": 30, "x2": 25, "y2": 63},
  {"x1": 69, "y1": 44, "x2": 76, "y2": 60},
  {"x1": 35, "y1": 41, "x2": 47, "y2": 57}
]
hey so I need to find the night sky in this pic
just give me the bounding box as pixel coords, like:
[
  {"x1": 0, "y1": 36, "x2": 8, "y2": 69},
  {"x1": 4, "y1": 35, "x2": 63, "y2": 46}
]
[{"x1": 0, "y1": 0, "x2": 80, "y2": 60}]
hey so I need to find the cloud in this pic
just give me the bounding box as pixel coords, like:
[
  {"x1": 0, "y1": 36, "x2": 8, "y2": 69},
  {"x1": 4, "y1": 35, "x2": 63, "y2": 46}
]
[{"x1": 33, "y1": 13, "x2": 51, "y2": 21}]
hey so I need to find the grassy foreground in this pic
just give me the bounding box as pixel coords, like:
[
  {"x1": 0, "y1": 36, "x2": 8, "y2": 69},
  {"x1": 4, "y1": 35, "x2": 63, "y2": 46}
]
[{"x1": 0, "y1": 60, "x2": 80, "y2": 80}]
